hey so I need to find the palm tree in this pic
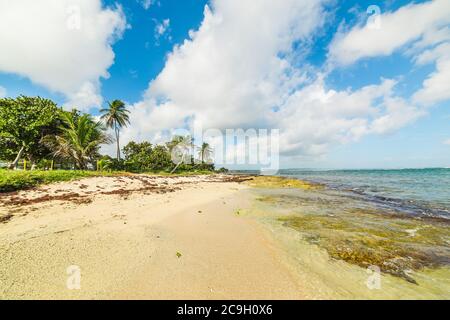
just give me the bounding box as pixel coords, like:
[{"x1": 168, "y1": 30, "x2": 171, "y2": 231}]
[
  {"x1": 198, "y1": 142, "x2": 213, "y2": 164},
  {"x1": 166, "y1": 135, "x2": 185, "y2": 153},
  {"x1": 100, "y1": 100, "x2": 130, "y2": 160},
  {"x1": 42, "y1": 112, "x2": 111, "y2": 170},
  {"x1": 169, "y1": 135, "x2": 194, "y2": 174}
]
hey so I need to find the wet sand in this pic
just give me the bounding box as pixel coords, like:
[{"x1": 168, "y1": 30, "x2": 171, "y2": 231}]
[
  {"x1": 1, "y1": 174, "x2": 448, "y2": 299},
  {"x1": 245, "y1": 179, "x2": 450, "y2": 299}
]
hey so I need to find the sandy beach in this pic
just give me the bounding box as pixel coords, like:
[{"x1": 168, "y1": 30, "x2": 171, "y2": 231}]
[
  {"x1": 1, "y1": 174, "x2": 449, "y2": 300},
  {"x1": 0, "y1": 174, "x2": 305, "y2": 299}
]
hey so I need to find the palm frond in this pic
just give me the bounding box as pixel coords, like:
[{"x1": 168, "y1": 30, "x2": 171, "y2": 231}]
[{"x1": 41, "y1": 113, "x2": 111, "y2": 169}]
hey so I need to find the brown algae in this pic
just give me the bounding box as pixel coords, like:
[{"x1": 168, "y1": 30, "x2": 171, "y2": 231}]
[
  {"x1": 246, "y1": 176, "x2": 323, "y2": 190},
  {"x1": 253, "y1": 185, "x2": 450, "y2": 284},
  {"x1": 279, "y1": 212, "x2": 450, "y2": 284}
]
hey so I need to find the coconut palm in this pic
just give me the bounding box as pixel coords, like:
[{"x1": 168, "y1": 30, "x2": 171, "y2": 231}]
[
  {"x1": 100, "y1": 100, "x2": 130, "y2": 160},
  {"x1": 198, "y1": 142, "x2": 213, "y2": 164},
  {"x1": 42, "y1": 112, "x2": 111, "y2": 170},
  {"x1": 169, "y1": 135, "x2": 194, "y2": 174},
  {"x1": 165, "y1": 135, "x2": 186, "y2": 153}
]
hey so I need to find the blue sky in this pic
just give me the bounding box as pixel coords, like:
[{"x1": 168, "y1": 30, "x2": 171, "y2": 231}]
[{"x1": 0, "y1": 0, "x2": 449, "y2": 169}]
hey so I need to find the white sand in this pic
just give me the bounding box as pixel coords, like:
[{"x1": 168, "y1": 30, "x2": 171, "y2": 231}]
[{"x1": 0, "y1": 175, "x2": 305, "y2": 299}]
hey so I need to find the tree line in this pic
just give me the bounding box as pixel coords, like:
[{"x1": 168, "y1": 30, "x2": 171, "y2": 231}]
[{"x1": 0, "y1": 96, "x2": 224, "y2": 173}]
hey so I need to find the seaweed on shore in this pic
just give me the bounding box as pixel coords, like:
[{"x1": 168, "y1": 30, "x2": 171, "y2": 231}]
[
  {"x1": 0, "y1": 213, "x2": 13, "y2": 224},
  {"x1": 279, "y1": 211, "x2": 450, "y2": 283},
  {"x1": 246, "y1": 176, "x2": 323, "y2": 190}
]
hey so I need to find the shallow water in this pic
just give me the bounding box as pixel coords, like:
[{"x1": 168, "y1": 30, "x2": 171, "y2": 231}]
[
  {"x1": 243, "y1": 176, "x2": 450, "y2": 299},
  {"x1": 278, "y1": 168, "x2": 450, "y2": 219}
]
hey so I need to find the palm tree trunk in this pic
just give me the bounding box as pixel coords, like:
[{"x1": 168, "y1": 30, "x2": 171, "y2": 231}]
[
  {"x1": 170, "y1": 152, "x2": 186, "y2": 174},
  {"x1": 8, "y1": 145, "x2": 25, "y2": 170},
  {"x1": 115, "y1": 124, "x2": 120, "y2": 161},
  {"x1": 77, "y1": 160, "x2": 86, "y2": 170}
]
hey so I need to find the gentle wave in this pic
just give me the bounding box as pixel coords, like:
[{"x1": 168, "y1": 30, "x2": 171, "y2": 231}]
[{"x1": 276, "y1": 168, "x2": 450, "y2": 219}]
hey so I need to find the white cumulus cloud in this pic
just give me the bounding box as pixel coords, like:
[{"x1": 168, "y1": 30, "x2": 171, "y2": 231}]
[
  {"x1": 156, "y1": 19, "x2": 170, "y2": 36},
  {"x1": 328, "y1": 0, "x2": 450, "y2": 108},
  {"x1": 154, "y1": 18, "x2": 171, "y2": 43},
  {"x1": 328, "y1": 0, "x2": 450, "y2": 66},
  {"x1": 0, "y1": 0, "x2": 127, "y2": 110},
  {"x1": 117, "y1": 0, "x2": 424, "y2": 161},
  {"x1": 139, "y1": 0, "x2": 158, "y2": 10},
  {"x1": 276, "y1": 78, "x2": 423, "y2": 157},
  {"x1": 146, "y1": 0, "x2": 325, "y2": 129},
  {"x1": 413, "y1": 42, "x2": 450, "y2": 106}
]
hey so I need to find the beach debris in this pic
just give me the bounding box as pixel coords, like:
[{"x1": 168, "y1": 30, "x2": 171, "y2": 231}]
[
  {"x1": 0, "y1": 213, "x2": 13, "y2": 224},
  {"x1": 198, "y1": 210, "x2": 202, "y2": 214},
  {"x1": 0, "y1": 174, "x2": 249, "y2": 209},
  {"x1": 176, "y1": 252, "x2": 182, "y2": 258}
]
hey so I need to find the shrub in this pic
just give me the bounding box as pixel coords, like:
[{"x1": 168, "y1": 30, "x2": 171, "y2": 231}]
[{"x1": 0, "y1": 170, "x2": 115, "y2": 193}]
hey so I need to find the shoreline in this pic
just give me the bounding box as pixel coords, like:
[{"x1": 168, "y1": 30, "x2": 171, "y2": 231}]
[
  {"x1": 1, "y1": 174, "x2": 449, "y2": 299},
  {"x1": 0, "y1": 174, "x2": 305, "y2": 299}
]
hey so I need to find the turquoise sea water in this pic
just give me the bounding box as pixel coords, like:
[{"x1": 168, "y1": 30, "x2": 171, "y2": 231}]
[{"x1": 278, "y1": 168, "x2": 450, "y2": 219}]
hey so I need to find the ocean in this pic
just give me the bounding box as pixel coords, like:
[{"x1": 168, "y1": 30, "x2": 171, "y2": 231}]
[
  {"x1": 232, "y1": 168, "x2": 450, "y2": 219},
  {"x1": 278, "y1": 168, "x2": 450, "y2": 219},
  {"x1": 245, "y1": 170, "x2": 450, "y2": 293}
]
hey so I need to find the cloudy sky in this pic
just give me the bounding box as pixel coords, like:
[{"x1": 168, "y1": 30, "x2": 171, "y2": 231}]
[{"x1": 0, "y1": 0, "x2": 449, "y2": 169}]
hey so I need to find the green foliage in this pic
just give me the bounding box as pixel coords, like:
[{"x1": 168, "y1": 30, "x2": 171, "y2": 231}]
[
  {"x1": 100, "y1": 100, "x2": 130, "y2": 160},
  {"x1": 35, "y1": 159, "x2": 53, "y2": 170},
  {"x1": 42, "y1": 111, "x2": 111, "y2": 170},
  {"x1": 122, "y1": 141, "x2": 172, "y2": 172},
  {"x1": 108, "y1": 158, "x2": 126, "y2": 171},
  {"x1": 97, "y1": 156, "x2": 113, "y2": 171},
  {"x1": 0, "y1": 95, "x2": 219, "y2": 175},
  {"x1": 165, "y1": 135, "x2": 186, "y2": 153},
  {"x1": 198, "y1": 142, "x2": 213, "y2": 164},
  {"x1": 0, "y1": 169, "x2": 116, "y2": 193},
  {"x1": 123, "y1": 141, "x2": 152, "y2": 172},
  {"x1": 0, "y1": 96, "x2": 60, "y2": 164},
  {"x1": 123, "y1": 141, "x2": 153, "y2": 159},
  {"x1": 0, "y1": 138, "x2": 17, "y2": 162},
  {"x1": 121, "y1": 138, "x2": 215, "y2": 173},
  {"x1": 147, "y1": 145, "x2": 173, "y2": 171},
  {"x1": 100, "y1": 100, "x2": 130, "y2": 129},
  {"x1": 167, "y1": 135, "x2": 194, "y2": 174}
]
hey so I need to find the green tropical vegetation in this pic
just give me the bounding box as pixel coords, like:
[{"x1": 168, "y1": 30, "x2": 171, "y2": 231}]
[
  {"x1": 0, "y1": 170, "x2": 118, "y2": 193},
  {"x1": 42, "y1": 111, "x2": 112, "y2": 170},
  {"x1": 0, "y1": 95, "x2": 228, "y2": 191},
  {"x1": 100, "y1": 100, "x2": 130, "y2": 160},
  {"x1": 199, "y1": 142, "x2": 213, "y2": 164},
  {"x1": 0, "y1": 96, "x2": 60, "y2": 169}
]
